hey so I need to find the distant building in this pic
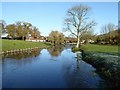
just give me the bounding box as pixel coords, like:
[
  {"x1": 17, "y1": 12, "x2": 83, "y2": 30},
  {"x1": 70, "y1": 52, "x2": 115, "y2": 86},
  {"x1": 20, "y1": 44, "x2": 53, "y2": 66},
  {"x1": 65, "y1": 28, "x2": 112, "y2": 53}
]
[
  {"x1": 1, "y1": 33, "x2": 8, "y2": 38},
  {"x1": 65, "y1": 37, "x2": 77, "y2": 43},
  {"x1": 87, "y1": 39, "x2": 95, "y2": 43},
  {"x1": 26, "y1": 36, "x2": 46, "y2": 42}
]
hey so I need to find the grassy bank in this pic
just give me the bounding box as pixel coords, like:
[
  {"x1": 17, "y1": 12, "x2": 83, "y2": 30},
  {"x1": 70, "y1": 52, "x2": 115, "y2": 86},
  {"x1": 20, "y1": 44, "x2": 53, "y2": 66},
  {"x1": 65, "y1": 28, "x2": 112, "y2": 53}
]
[
  {"x1": 82, "y1": 51, "x2": 120, "y2": 88},
  {"x1": 82, "y1": 44, "x2": 119, "y2": 54},
  {"x1": 1, "y1": 39, "x2": 51, "y2": 51},
  {"x1": 80, "y1": 44, "x2": 120, "y2": 88}
]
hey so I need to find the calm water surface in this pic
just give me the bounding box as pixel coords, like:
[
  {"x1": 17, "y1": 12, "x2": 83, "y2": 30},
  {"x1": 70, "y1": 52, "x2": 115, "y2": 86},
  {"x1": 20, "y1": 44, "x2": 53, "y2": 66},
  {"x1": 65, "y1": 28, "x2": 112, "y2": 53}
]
[{"x1": 2, "y1": 45, "x2": 107, "y2": 88}]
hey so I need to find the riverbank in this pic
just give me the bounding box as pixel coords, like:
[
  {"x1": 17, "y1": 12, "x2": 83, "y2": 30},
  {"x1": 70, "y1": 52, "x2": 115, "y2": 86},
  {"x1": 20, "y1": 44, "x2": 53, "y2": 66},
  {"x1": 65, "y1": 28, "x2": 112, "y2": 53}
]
[
  {"x1": 1, "y1": 39, "x2": 51, "y2": 52},
  {"x1": 80, "y1": 44, "x2": 120, "y2": 88},
  {"x1": 83, "y1": 44, "x2": 119, "y2": 54}
]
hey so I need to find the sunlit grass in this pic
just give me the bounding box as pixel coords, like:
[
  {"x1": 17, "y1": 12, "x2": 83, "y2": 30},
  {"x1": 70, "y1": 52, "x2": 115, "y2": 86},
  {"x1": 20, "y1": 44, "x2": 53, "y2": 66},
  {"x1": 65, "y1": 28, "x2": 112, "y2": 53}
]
[
  {"x1": 82, "y1": 44, "x2": 119, "y2": 54},
  {"x1": 2, "y1": 39, "x2": 51, "y2": 51}
]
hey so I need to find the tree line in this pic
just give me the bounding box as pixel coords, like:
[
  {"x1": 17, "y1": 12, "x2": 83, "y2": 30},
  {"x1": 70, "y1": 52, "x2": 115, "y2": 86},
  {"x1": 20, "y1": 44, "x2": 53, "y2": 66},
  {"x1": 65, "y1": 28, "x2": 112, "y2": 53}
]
[
  {"x1": 1, "y1": 20, "x2": 41, "y2": 40},
  {"x1": 96, "y1": 23, "x2": 119, "y2": 45}
]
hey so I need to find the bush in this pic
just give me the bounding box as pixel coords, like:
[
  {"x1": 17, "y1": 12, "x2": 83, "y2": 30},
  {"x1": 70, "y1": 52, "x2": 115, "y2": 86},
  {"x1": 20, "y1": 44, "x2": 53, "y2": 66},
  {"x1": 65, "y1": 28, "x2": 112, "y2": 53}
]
[
  {"x1": 71, "y1": 47, "x2": 81, "y2": 52},
  {"x1": 71, "y1": 46, "x2": 85, "y2": 52}
]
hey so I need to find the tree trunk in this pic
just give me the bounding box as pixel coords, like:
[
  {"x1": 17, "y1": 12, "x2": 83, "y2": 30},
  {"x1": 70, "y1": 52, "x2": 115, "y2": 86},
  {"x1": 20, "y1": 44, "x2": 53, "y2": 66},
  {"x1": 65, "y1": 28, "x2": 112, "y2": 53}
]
[
  {"x1": 76, "y1": 36, "x2": 80, "y2": 48},
  {"x1": 22, "y1": 36, "x2": 24, "y2": 40}
]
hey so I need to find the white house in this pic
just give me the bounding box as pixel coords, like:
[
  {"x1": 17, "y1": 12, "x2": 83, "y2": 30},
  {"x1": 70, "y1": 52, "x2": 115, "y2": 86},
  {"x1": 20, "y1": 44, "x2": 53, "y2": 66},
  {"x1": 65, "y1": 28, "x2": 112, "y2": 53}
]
[
  {"x1": 0, "y1": 20, "x2": 8, "y2": 38},
  {"x1": 1, "y1": 33, "x2": 8, "y2": 38}
]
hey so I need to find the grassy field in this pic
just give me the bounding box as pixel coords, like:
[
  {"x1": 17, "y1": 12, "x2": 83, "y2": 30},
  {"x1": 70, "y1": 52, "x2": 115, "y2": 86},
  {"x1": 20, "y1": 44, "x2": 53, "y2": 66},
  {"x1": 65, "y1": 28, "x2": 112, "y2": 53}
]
[
  {"x1": 82, "y1": 44, "x2": 119, "y2": 54},
  {"x1": 1, "y1": 39, "x2": 51, "y2": 51}
]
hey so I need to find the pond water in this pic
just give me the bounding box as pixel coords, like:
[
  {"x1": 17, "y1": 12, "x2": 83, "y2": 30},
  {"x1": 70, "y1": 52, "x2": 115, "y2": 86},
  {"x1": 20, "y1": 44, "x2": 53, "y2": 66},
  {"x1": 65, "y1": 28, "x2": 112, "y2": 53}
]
[{"x1": 2, "y1": 45, "x2": 107, "y2": 88}]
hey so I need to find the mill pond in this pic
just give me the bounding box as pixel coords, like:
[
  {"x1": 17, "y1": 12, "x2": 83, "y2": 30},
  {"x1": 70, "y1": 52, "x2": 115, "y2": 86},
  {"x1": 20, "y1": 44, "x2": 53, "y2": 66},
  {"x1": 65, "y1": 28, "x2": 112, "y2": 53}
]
[{"x1": 2, "y1": 45, "x2": 110, "y2": 88}]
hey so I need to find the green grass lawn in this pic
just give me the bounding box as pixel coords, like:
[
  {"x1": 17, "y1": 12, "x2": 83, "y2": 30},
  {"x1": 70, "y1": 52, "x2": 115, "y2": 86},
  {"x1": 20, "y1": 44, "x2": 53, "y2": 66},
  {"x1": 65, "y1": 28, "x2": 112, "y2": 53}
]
[
  {"x1": 1, "y1": 39, "x2": 51, "y2": 51},
  {"x1": 82, "y1": 44, "x2": 119, "y2": 54}
]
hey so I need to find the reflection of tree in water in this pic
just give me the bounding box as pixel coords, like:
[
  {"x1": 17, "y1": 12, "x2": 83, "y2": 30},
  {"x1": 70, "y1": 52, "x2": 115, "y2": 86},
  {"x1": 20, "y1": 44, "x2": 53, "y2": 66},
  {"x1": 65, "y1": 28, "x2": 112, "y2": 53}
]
[
  {"x1": 2, "y1": 48, "x2": 42, "y2": 60},
  {"x1": 2, "y1": 49, "x2": 42, "y2": 71},
  {"x1": 62, "y1": 51, "x2": 105, "y2": 88},
  {"x1": 76, "y1": 52, "x2": 82, "y2": 69},
  {"x1": 62, "y1": 52, "x2": 83, "y2": 88},
  {"x1": 47, "y1": 45, "x2": 64, "y2": 57}
]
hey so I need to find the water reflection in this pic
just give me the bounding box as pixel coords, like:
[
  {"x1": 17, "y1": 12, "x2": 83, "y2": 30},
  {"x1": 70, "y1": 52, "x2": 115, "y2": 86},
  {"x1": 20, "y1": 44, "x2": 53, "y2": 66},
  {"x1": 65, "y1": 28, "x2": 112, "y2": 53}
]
[
  {"x1": 2, "y1": 46, "x2": 107, "y2": 88},
  {"x1": 76, "y1": 52, "x2": 82, "y2": 69},
  {"x1": 62, "y1": 50, "x2": 106, "y2": 88},
  {"x1": 47, "y1": 45, "x2": 64, "y2": 57},
  {"x1": 2, "y1": 48, "x2": 42, "y2": 60},
  {"x1": 2, "y1": 48, "x2": 42, "y2": 71}
]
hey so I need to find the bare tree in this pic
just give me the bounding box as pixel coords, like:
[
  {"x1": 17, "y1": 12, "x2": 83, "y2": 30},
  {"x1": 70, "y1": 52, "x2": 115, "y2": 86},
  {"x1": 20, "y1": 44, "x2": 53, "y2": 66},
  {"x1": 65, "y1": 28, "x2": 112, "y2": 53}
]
[
  {"x1": 63, "y1": 4, "x2": 96, "y2": 48},
  {"x1": 107, "y1": 23, "x2": 116, "y2": 32},
  {"x1": 101, "y1": 23, "x2": 116, "y2": 34},
  {"x1": 101, "y1": 25, "x2": 107, "y2": 34},
  {"x1": 100, "y1": 23, "x2": 117, "y2": 44}
]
